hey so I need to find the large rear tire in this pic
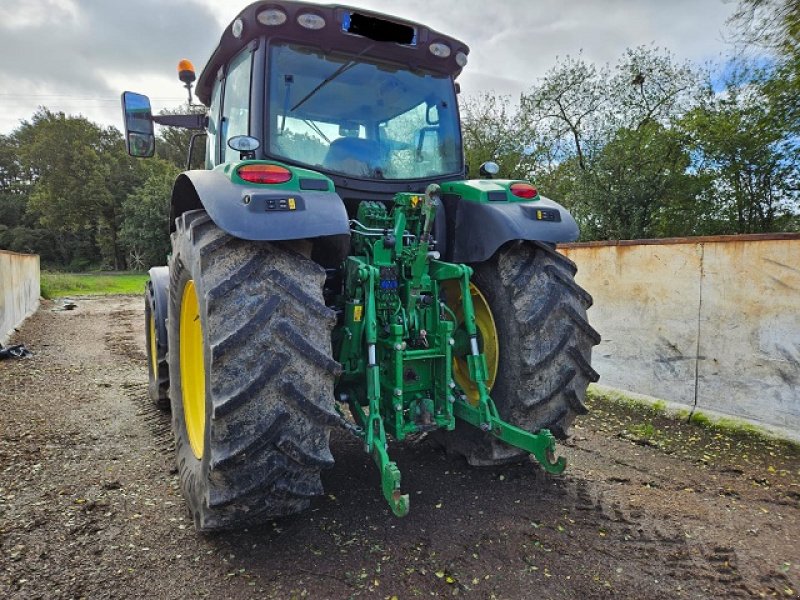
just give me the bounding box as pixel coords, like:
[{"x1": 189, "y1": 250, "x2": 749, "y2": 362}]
[
  {"x1": 441, "y1": 241, "x2": 600, "y2": 466},
  {"x1": 168, "y1": 210, "x2": 341, "y2": 530}
]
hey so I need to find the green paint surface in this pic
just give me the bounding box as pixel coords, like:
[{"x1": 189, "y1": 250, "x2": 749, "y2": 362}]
[{"x1": 440, "y1": 179, "x2": 539, "y2": 203}]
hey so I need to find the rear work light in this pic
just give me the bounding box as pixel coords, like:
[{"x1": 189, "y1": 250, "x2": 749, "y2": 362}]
[
  {"x1": 429, "y1": 42, "x2": 451, "y2": 58},
  {"x1": 257, "y1": 8, "x2": 287, "y2": 26},
  {"x1": 237, "y1": 164, "x2": 292, "y2": 184},
  {"x1": 297, "y1": 13, "x2": 326, "y2": 30},
  {"x1": 510, "y1": 182, "x2": 538, "y2": 199}
]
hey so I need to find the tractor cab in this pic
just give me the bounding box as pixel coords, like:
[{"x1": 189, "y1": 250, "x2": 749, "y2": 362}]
[
  {"x1": 125, "y1": 1, "x2": 470, "y2": 204},
  {"x1": 262, "y1": 42, "x2": 461, "y2": 182}
]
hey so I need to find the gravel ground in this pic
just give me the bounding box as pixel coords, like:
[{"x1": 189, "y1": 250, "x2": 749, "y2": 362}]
[{"x1": 1, "y1": 296, "x2": 799, "y2": 599}]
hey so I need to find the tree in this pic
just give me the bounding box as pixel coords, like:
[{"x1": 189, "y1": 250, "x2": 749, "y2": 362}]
[
  {"x1": 519, "y1": 47, "x2": 706, "y2": 240},
  {"x1": 729, "y1": 0, "x2": 800, "y2": 53},
  {"x1": 678, "y1": 72, "x2": 799, "y2": 234},
  {"x1": 460, "y1": 93, "x2": 538, "y2": 179},
  {"x1": 579, "y1": 123, "x2": 705, "y2": 239},
  {"x1": 521, "y1": 54, "x2": 605, "y2": 173},
  {"x1": 730, "y1": 1, "x2": 800, "y2": 133},
  {"x1": 15, "y1": 109, "x2": 147, "y2": 269},
  {"x1": 120, "y1": 159, "x2": 179, "y2": 269}
]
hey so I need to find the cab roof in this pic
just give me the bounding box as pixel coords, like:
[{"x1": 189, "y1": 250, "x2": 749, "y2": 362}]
[{"x1": 195, "y1": 0, "x2": 470, "y2": 106}]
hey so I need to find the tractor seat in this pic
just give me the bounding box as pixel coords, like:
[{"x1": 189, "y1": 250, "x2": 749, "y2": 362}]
[{"x1": 323, "y1": 137, "x2": 382, "y2": 177}]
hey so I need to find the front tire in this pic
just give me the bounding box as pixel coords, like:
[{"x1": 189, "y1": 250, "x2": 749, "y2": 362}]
[
  {"x1": 145, "y1": 282, "x2": 169, "y2": 410},
  {"x1": 168, "y1": 210, "x2": 341, "y2": 530},
  {"x1": 441, "y1": 241, "x2": 600, "y2": 466}
]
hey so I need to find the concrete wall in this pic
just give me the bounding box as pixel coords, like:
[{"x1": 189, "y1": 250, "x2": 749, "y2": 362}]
[
  {"x1": 0, "y1": 250, "x2": 41, "y2": 345},
  {"x1": 560, "y1": 234, "x2": 800, "y2": 432}
]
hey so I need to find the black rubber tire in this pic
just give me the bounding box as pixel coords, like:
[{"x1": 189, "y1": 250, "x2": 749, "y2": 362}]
[
  {"x1": 145, "y1": 283, "x2": 170, "y2": 410},
  {"x1": 440, "y1": 241, "x2": 601, "y2": 466},
  {"x1": 168, "y1": 210, "x2": 341, "y2": 531}
]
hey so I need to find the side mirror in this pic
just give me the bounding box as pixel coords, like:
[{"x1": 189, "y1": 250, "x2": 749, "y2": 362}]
[
  {"x1": 121, "y1": 91, "x2": 155, "y2": 158},
  {"x1": 227, "y1": 135, "x2": 260, "y2": 160},
  {"x1": 479, "y1": 161, "x2": 500, "y2": 178}
]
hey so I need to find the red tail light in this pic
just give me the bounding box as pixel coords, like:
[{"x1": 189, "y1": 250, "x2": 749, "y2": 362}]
[
  {"x1": 237, "y1": 164, "x2": 292, "y2": 184},
  {"x1": 510, "y1": 182, "x2": 538, "y2": 199}
]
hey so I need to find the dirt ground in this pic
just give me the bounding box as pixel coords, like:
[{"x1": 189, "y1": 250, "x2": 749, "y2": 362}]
[{"x1": 1, "y1": 296, "x2": 799, "y2": 599}]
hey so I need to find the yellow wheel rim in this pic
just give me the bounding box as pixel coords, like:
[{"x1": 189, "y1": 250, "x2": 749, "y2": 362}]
[
  {"x1": 442, "y1": 281, "x2": 499, "y2": 405},
  {"x1": 148, "y1": 310, "x2": 158, "y2": 378},
  {"x1": 179, "y1": 280, "x2": 206, "y2": 459}
]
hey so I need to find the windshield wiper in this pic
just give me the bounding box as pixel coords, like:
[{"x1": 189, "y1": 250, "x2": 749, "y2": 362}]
[{"x1": 291, "y1": 44, "x2": 375, "y2": 112}]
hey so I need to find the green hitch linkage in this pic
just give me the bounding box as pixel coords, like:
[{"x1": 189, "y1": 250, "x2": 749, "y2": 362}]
[
  {"x1": 359, "y1": 263, "x2": 410, "y2": 517},
  {"x1": 452, "y1": 400, "x2": 567, "y2": 474}
]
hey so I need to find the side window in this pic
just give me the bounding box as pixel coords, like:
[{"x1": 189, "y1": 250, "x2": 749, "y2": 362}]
[
  {"x1": 206, "y1": 78, "x2": 222, "y2": 168},
  {"x1": 221, "y1": 49, "x2": 252, "y2": 163}
]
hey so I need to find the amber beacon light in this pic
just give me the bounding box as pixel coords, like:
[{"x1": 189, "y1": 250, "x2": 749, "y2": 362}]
[
  {"x1": 178, "y1": 59, "x2": 196, "y2": 104},
  {"x1": 178, "y1": 59, "x2": 196, "y2": 84}
]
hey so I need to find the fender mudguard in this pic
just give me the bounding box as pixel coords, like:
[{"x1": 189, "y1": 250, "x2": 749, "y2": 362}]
[
  {"x1": 441, "y1": 194, "x2": 579, "y2": 263},
  {"x1": 171, "y1": 169, "x2": 351, "y2": 241},
  {"x1": 147, "y1": 266, "x2": 169, "y2": 348}
]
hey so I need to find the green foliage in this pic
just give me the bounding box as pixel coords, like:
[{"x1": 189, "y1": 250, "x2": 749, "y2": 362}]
[
  {"x1": 40, "y1": 271, "x2": 149, "y2": 299},
  {"x1": 120, "y1": 159, "x2": 179, "y2": 269},
  {"x1": 0, "y1": 226, "x2": 61, "y2": 264},
  {"x1": 155, "y1": 104, "x2": 207, "y2": 169},
  {"x1": 461, "y1": 93, "x2": 537, "y2": 179},
  {"x1": 0, "y1": 107, "x2": 187, "y2": 271},
  {"x1": 576, "y1": 122, "x2": 705, "y2": 239},
  {"x1": 678, "y1": 65, "x2": 799, "y2": 234},
  {"x1": 630, "y1": 422, "x2": 656, "y2": 439},
  {"x1": 6, "y1": 109, "x2": 150, "y2": 269},
  {"x1": 461, "y1": 42, "x2": 799, "y2": 240}
]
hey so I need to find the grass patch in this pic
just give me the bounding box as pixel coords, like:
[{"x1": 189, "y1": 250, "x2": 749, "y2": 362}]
[
  {"x1": 629, "y1": 422, "x2": 656, "y2": 440},
  {"x1": 41, "y1": 271, "x2": 148, "y2": 299},
  {"x1": 585, "y1": 385, "x2": 800, "y2": 457}
]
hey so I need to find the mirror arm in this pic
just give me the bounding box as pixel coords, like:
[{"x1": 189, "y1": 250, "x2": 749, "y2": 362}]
[{"x1": 153, "y1": 114, "x2": 208, "y2": 130}]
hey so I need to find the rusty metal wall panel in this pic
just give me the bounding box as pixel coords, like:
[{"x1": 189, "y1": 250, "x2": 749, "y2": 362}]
[
  {"x1": 1, "y1": 250, "x2": 40, "y2": 345},
  {"x1": 560, "y1": 243, "x2": 703, "y2": 407},
  {"x1": 559, "y1": 238, "x2": 800, "y2": 431},
  {"x1": 697, "y1": 239, "x2": 800, "y2": 429}
]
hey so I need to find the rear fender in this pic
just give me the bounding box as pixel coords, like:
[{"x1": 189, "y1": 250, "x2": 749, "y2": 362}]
[
  {"x1": 170, "y1": 166, "x2": 350, "y2": 241},
  {"x1": 439, "y1": 180, "x2": 579, "y2": 263}
]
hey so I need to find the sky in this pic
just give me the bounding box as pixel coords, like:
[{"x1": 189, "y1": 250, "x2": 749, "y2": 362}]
[{"x1": 0, "y1": 0, "x2": 741, "y2": 134}]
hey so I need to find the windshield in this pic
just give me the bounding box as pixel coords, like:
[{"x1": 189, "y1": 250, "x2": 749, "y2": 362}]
[{"x1": 268, "y1": 43, "x2": 462, "y2": 180}]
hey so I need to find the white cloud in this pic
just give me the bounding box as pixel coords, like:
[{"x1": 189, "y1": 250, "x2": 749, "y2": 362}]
[{"x1": 0, "y1": 0, "x2": 738, "y2": 133}]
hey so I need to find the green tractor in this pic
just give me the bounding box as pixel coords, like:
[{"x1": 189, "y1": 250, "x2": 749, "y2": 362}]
[{"x1": 124, "y1": 1, "x2": 599, "y2": 530}]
